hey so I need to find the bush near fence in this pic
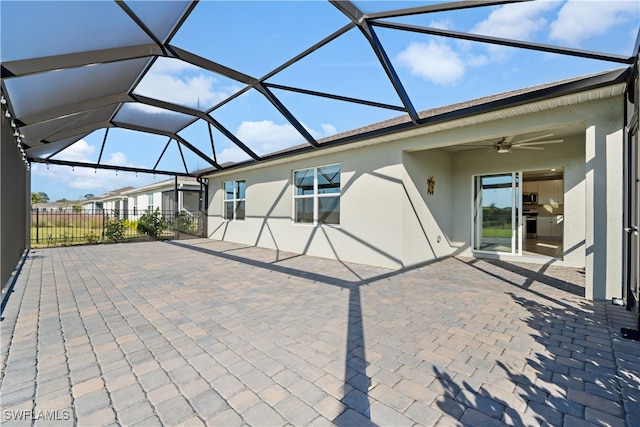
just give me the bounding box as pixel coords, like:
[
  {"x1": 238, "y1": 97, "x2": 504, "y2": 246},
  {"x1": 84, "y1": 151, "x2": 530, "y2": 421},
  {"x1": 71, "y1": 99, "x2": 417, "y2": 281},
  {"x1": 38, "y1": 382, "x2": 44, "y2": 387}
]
[{"x1": 30, "y1": 209, "x2": 202, "y2": 247}]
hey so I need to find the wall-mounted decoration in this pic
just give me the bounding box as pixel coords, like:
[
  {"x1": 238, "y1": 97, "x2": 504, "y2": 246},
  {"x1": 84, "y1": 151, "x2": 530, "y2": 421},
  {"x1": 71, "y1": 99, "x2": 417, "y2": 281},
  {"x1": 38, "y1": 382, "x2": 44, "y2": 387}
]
[{"x1": 427, "y1": 176, "x2": 435, "y2": 195}]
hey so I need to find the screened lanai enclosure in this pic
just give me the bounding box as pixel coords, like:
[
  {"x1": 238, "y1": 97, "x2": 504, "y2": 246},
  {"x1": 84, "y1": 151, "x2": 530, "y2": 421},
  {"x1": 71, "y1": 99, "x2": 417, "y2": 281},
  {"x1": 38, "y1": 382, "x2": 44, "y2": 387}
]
[
  {"x1": 1, "y1": 1, "x2": 639, "y2": 330},
  {"x1": 3, "y1": 1, "x2": 637, "y2": 175}
]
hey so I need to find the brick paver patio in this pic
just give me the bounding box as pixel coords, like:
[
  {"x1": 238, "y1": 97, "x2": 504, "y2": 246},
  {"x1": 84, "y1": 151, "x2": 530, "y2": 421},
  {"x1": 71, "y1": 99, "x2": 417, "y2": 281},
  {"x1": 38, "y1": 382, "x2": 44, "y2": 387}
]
[{"x1": 1, "y1": 239, "x2": 639, "y2": 426}]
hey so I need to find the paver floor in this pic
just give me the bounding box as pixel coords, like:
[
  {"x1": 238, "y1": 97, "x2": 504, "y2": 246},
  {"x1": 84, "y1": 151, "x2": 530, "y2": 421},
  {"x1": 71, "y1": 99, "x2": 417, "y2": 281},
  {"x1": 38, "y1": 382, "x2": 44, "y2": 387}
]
[{"x1": 1, "y1": 239, "x2": 639, "y2": 426}]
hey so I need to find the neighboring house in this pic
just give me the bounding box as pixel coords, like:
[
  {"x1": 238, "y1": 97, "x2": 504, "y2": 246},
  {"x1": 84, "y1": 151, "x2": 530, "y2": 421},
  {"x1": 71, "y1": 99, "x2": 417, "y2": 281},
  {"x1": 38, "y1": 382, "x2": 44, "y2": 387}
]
[
  {"x1": 32, "y1": 201, "x2": 79, "y2": 212},
  {"x1": 80, "y1": 199, "x2": 103, "y2": 213},
  {"x1": 122, "y1": 177, "x2": 201, "y2": 220},
  {"x1": 203, "y1": 68, "x2": 635, "y2": 302},
  {"x1": 100, "y1": 186, "x2": 134, "y2": 214},
  {"x1": 80, "y1": 187, "x2": 134, "y2": 216}
]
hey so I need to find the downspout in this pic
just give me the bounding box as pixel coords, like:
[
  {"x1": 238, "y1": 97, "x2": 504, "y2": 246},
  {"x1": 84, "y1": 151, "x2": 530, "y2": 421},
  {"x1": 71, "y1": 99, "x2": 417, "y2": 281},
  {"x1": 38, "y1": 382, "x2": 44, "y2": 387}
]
[
  {"x1": 197, "y1": 176, "x2": 208, "y2": 238},
  {"x1": 174, "y1": 175, "x2": 179, "y2": 240}
]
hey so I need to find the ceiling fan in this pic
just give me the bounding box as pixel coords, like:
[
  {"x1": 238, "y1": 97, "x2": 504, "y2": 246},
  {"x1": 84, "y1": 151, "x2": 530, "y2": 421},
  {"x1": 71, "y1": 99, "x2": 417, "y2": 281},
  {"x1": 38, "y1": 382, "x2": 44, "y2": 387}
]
[{"x1": 465, "y1": 133, "x2": 563, "y2": 154}]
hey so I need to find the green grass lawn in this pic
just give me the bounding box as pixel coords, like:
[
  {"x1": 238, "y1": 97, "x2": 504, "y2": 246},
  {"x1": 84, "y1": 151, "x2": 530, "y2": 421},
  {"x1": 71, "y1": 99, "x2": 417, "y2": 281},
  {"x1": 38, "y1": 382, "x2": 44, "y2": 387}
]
[
  {"x1": 482, "y1": 227, "x2": 513, "y2": 238},
  {"x1": 30, "y1": 225, "x2": 141, "y2": 247}
]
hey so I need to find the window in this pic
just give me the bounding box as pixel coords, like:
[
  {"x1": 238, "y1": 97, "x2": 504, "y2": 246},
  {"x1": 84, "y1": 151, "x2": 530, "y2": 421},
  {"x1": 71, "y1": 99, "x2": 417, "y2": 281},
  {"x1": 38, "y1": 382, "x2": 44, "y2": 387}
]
[
  {"x1": 293, "y1": 164, "x2": 340, "y2": 225},
  {"x1": 147, "y1": 193, "x2": 154, "y2": 212},
  {"x1": 223, "y1": 180, "x2": 246, "y2": 220}
]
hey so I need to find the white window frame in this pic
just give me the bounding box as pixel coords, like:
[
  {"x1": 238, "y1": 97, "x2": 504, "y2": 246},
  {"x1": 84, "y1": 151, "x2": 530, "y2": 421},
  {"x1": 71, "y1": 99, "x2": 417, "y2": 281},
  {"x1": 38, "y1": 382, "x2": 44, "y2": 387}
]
[
  {"x1": 223, "y1": 179, "x2": 246, "y2": 221},
  {"x1": 293, "y1": 164, "x2": 341, "y2": 225},
  {"x1": 471, "y1": 171, "x2": 523, "y2": 256}
]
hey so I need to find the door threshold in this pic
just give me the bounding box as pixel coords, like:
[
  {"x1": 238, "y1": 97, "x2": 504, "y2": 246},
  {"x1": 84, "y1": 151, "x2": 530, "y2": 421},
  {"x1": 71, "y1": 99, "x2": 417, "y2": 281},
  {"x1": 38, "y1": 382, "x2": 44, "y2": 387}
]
[{"x1": 473, "y1": 251, "x2": 561, "y2": 264}]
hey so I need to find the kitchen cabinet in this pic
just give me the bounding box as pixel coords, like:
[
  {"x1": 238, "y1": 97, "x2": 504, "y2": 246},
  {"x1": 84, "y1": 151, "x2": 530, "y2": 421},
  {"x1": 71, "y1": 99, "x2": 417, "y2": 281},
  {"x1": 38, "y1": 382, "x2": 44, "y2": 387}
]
[
  {"x1": 537, "y1": 179, "x2": 563, "y2": 205},
  {"x1": 537, "y1": 217, "x2": 552, "y2": 236},
  {"x1": 523, "y1": 181, "x2": 538, "y2": 194},
  {"x1": 537, "y1": 215, "x2": 563, "y2": 238}
]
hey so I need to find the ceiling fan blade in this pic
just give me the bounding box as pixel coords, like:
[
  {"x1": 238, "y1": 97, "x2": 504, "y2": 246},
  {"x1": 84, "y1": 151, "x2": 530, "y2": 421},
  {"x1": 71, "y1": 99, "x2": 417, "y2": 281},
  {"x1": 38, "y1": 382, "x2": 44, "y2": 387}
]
[
  {"x1": 456, "y1": 146, "x2": 491, "y2": 152},
  {"x1": 515, "y1": 139, "x2": 563, "y2": 146},
  {"x1": 514, "y1": 146, "x2": 544, "y2": 150},
  {"x1": 514, "y1": 133, "x2": 555, "y2": 144}
]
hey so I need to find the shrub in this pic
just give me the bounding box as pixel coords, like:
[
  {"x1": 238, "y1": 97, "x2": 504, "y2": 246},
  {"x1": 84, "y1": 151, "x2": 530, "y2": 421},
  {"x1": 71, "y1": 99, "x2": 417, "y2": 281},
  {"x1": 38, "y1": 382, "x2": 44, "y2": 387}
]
[
  {"x1": 137, "y1": 208, "x2": 167, "y2": 239},
  {"x1": 124, "y1": 219, "x2": 138, "y2": 231},
  {"x1": 178, "y1": 211, "x2": 196, "y2": 233},
  {"x1": 105, "y1": 214, "x2": 126, "y2": 242},
  {"x1": 60, "y1": 232, "x2": 71, "y2": 246},
  {"x1": 84, "y1": 232, "x2": 99, "y2": 244}
]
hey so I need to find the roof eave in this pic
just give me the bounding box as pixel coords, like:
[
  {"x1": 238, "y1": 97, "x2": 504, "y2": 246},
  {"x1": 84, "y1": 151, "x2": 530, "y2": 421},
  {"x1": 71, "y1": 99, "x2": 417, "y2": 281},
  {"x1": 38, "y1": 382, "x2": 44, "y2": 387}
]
[{"x1": 199, "y1": 67, "x2": 632, "y2": 178}]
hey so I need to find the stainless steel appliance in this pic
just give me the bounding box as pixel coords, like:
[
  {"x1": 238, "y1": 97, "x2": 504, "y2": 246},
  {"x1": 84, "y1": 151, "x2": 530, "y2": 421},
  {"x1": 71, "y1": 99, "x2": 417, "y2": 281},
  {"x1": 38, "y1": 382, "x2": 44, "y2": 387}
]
[
  {"x1": 523, "y1": 208, "x2": 538, "y2": 238},
  {"x1": 523, "y1": 192, "x2": 538, "y2": 204}
]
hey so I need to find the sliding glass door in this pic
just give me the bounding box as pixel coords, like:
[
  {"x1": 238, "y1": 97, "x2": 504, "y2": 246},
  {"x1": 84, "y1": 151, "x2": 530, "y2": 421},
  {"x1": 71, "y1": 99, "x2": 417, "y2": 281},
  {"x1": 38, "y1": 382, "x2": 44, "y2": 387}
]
[{"x1": 473, "y1": 172, "x2": 522, "y2": 254}]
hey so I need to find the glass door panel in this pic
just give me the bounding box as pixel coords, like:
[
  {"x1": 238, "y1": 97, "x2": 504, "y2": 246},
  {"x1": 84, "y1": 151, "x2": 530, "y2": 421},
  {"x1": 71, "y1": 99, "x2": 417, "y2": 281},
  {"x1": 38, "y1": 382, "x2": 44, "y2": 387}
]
[{"x1": 474, "y1": 173, "x2": 521, "y2": 254}]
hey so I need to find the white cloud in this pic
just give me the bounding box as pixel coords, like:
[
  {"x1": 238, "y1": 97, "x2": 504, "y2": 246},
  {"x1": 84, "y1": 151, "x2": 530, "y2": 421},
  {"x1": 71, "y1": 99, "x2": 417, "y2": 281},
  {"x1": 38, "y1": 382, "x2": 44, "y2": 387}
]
[
  {"x1": 135, "y1": 73, "x2": 236, "y2": 110},
  {"x1": 430, "y1": 18, "x2": 454, "y2": 31},
  {"x1": 396, "y1": 41, "x2": 465, "y2": 85},
  {"x1": 32, "y1": 162, "x2": 143, "y2": 196},
  {"x1": 217, "y1": 146, "x2": 251, "y2": 164},
  {"x1": 217, "y1": 120, "x2": 338, "y2": 163},
  {"x1": 106, "y1": 152, "x2": 129, "y2": 167},
  {"x1": 466, "y1": 54, "x2": 489, "y2": 68},
  {"x1": 54, "y1": 139, "x2": 96, "y2": 162},
  {"x1": 236, "y1": 120, "x2": 304, "y2": 154},
  {"x1": 471, "y1": 2, "x2": 557, "y2": 40},
  {"x1": 470, "y1": 1, "x2": 558, "y2": 61},
  {"x1": 320, "y1": 123, "x2": 337, "y2": 136},
  {"x1": 133, "y1": 57, "x2": 241, "y2": 112},
  {"x1": 32, "y1": 139, "x2": 144, "y2": 197},
  {"x1": 549, "y1": 0, "x2": 639, "y2": 45}
]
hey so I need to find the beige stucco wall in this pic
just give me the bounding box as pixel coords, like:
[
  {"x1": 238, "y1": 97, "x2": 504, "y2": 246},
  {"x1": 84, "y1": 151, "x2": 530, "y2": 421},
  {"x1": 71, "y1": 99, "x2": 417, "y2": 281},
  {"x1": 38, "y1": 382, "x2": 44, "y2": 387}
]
[
  {"x1": 585, "y1": 117, "x2": 625, "y2": 300},
  {"x1": 401, "y1": 149, "x2": 456, "y2": 266},
  {"x1": 205, "y1": 94, "x2": 625, "y2": 300},
  {"x1": 450, "y1": 132, "x2": 586, "y2": 266},
  {"x1": 207, "y1": 144, "x2": 405, "y2": 269}
]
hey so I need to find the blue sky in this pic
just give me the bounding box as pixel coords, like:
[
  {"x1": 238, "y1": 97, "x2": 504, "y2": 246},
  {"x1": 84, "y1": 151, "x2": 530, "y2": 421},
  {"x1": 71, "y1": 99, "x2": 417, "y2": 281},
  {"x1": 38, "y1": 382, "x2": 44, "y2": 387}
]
[{"x1": 22, "y1": 0, "x2": 639, "y2": 201}]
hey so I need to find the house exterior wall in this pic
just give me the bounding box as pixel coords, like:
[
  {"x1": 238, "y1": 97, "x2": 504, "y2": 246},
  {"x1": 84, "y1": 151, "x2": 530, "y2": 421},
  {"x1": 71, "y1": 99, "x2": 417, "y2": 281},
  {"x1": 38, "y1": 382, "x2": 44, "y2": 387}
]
[
  {"x1": 207, "y1": 145, "x2": 405, "y2": 269},
  {"x1": 183, "y1": 191, "x2": 200, "y2": 213},
  {"x1": 130, "y1": 193, "x2": 161, "y2": 215},
  {"x1": 102, "y1": 199, "x2": 127, "y2": 213},
  {"x1": 585, "y1": 119, "x2": 625, "y2": 300},
  {"x1": 450, "y1": 132, "x2": 586, "y2": 267},
  {"x1": 82, "y1": 201, "x2": 100, "y2": 212},
  {"x1": 401, "y1": 149, "x2": 455, "y2": 266},
  {"x1": 205, "y1": 94, "x2": 625, "y2": 300},
  {"x1": 1, "y1": 114, "x2": 29, "y2": 295},
  {"x1": 126, "y1": 185, "x2": 199, "y2": 219}
]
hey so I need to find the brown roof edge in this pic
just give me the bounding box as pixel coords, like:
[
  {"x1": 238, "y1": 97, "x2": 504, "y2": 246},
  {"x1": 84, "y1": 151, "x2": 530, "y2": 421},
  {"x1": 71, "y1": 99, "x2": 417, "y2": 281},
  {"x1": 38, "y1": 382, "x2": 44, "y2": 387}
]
[
  {"x1": 197, "y1": 67, "x2": 631, "y2": 177},
  {"x1": 318, "y1": 67, "x2": 631, "y2": 145}
]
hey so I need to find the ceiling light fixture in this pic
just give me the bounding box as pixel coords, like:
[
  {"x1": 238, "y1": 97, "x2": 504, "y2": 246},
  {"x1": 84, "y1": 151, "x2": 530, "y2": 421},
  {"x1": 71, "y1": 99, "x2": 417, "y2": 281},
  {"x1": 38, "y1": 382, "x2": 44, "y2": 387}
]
[
  {"x1": 4, "y1": 110, "x2": 11, "y2": 118},
  {"x1": 13, "y1": 129, "x2": 20, "y2": 137},
  {"x1": 0, "y1": 95, "x2": 6, "y2": 105},
  {"x1": 497, "y1": 148, "x2": 510, "y2": 154}
]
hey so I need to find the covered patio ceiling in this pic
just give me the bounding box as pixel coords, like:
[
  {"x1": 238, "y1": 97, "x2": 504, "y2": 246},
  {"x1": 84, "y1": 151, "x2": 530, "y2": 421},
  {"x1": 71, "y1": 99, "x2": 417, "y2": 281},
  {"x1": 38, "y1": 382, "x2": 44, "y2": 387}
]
[{"x1": 1, "y1": 0, "x2": 637, "y2": 177}]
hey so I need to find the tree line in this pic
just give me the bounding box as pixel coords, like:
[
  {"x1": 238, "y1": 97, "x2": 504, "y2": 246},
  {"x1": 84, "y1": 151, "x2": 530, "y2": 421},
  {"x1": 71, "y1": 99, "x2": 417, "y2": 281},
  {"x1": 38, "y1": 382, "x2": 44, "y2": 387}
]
[{"x1": 31, "y1": 192, "x2": 95, "y2": 204}]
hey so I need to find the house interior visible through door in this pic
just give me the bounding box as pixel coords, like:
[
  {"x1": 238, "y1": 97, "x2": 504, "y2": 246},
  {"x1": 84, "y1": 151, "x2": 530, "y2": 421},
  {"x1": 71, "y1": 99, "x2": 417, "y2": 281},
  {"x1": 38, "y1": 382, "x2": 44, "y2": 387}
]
[
  {"x1": 522, "y1": 169, "x2": 564, "y2": 258},
  {"x1": 473, "y1": 168, "x2": 564, "y2": 258}
]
